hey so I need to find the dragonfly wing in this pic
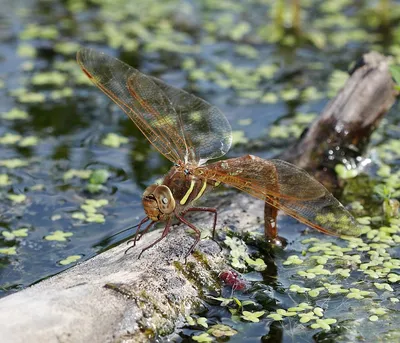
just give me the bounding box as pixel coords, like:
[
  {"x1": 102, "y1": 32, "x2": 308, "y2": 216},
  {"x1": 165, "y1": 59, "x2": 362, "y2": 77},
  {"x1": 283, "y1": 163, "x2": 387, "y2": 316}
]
[
  {"x1": 196, "y1": 155, "x2": 360, "y2": 236},
  {"x1": 146, "y1": 76, "x2": 232, "y2": 165},
  {"x1": 77, "y1": 48, "x2": 232, "y2": 164}
]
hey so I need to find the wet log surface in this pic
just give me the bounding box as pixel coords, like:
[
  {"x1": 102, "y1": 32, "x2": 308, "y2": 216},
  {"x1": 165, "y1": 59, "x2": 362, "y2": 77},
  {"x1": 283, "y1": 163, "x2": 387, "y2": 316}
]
[
  {"x1": 0, "y1": 192, "x2": 264, "y2": 343},
  {"x1": 0, "y1": 51, "x2": 397, "y2": 343},
  {"x1": 280, "y1": 51, "x2": 397, "y2": 190}
]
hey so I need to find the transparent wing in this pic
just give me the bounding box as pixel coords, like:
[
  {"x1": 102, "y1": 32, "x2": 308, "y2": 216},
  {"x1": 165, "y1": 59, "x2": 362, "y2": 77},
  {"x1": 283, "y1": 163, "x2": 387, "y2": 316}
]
[
  {"x1": 196, "y1": 156, "x2": 360, "y2": 236},
  {"x1": 77, "y1": 48, "x2": 232, "y2": 165}
]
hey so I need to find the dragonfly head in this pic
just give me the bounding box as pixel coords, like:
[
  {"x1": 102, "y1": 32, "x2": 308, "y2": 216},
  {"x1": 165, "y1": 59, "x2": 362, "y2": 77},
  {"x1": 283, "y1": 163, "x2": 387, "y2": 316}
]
[{"x1": 142, "y1": 184, "x2": 176, "y2": 221}]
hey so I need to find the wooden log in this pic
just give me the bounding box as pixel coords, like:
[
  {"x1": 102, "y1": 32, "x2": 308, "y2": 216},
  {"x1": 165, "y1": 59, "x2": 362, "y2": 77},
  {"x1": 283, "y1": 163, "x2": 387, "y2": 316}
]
[
  {"x1": 280, "y1": 51, "x2": 397, "y2": 189},
  {"x1": 0, "y1": 192, "x2": 262, "y2": 343}
]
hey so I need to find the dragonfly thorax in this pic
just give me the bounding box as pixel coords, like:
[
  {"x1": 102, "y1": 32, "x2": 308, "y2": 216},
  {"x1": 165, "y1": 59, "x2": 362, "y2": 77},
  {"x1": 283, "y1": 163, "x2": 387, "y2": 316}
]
[{"x1": 142, "y1": 184, "x2": 176, "y2": 221}]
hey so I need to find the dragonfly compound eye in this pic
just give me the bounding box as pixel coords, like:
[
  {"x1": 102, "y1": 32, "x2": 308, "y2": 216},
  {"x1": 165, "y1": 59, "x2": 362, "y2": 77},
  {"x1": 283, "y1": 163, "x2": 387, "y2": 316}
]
[{"x1": 154, "y1": 185, "x2": 175, "y2": 215}]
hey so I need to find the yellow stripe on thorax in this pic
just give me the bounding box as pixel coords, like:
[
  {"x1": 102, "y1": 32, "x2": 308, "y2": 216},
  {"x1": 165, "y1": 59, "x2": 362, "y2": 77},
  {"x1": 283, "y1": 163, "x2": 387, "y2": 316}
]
[
  {"x1": 193, "y1": 179, "x2": 207, "y2": 202},
  {"x1": 180, "y1": 179, "x2": 195, "y2": 205}
]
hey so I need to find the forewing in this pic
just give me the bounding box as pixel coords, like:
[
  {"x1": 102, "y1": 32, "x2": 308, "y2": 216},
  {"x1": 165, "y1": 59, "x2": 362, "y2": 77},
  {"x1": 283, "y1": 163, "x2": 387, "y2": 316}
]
[
  {"x1": 77, "y1": 48, "x2": 231, "y2": 164},
  {"x1": 196, "y1": 156, "x2": 360, "y2": 236}
]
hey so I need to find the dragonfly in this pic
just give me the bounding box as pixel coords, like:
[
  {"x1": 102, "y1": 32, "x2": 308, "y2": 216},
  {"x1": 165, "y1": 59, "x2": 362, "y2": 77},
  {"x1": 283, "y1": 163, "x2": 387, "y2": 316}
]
[{"x1": 77, "y1": 48, "x2": 360, "y2": 259}]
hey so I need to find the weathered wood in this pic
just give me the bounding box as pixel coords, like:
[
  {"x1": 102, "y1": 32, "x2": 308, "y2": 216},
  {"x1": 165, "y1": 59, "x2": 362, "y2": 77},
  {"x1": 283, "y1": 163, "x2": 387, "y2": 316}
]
[
  {"x1": 0, "y1": 193, "x2": 262, "y2": 343},
  {"x1": 280, "y1": 51, "x2": 397, "y2": 188}
]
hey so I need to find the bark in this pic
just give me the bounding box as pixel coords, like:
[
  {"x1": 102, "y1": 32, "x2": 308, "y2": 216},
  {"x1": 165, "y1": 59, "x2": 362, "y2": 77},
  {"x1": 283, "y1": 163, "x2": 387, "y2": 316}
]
[
  {"x1": 280, "y1": 51, "x2": 397, "y2": 189},
  {"x1": 0, "y1": 193, "x2": 263, "y2": 343}
]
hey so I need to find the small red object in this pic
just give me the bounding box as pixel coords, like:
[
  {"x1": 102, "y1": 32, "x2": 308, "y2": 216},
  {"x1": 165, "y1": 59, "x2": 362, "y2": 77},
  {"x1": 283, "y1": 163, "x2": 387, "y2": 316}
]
[{"x1": 219, "y1": 270, "x2": 246, "y2": 291}]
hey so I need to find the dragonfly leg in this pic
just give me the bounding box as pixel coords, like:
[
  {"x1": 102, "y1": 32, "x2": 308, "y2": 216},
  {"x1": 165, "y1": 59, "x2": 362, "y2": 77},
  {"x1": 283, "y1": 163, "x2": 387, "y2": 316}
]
[
  {"x1": 180, "y1": 207, "x2": 222, "y2": 252},
  {"x1": 264, "y1": 202, "x2": 287, "y2": 247},
  {"x1": 176, "y1": 214, "x2": 202, "y2": 263},
  {"x1": 137, "y1": 218, "x2": 172, "y2": 259},
  {"x1": 264, "y1": 203, "x2": 278, "y2": 239},
  {"x1": 136, "y1": 220, "x2": 155, "y2": 243},
  {"x1": 125, "y1": 221, "x2": 156, "y2": 255},
  {"x1": 126, "y1": 217, "x2": 149, "y2": 247},
  {"x1": 181, "y1": 207, "x2": 218, "y2": 237}
]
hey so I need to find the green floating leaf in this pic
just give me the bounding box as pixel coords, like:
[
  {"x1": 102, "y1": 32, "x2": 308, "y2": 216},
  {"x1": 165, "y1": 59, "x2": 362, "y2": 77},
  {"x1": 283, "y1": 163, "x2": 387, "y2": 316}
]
[
  {"x1": 2, "y1": 231, "x2": 15, "y2": 240},
  {"x1": 241, "y1": 310, "x2": 265, "y2": 323},
  {"x1": 185, "y1": 315, "x2": 196, "y2": 326},
  {"x1": 0, "y1": 159, "x2": 29, "y2": 168},
  {"x1": 0, "y1": 174, "x2": 11, "y2": 186},
  {"x1": 231, "y1": 130, "x2": 249, "y2": 146},
  {"x1": 196, "y1": 317, "x2": 208, "y2": 328},
  {"x1": 311, "y1": 319, "x2": 335, "y2": 331},
  {"x1": 209, "y1": 296, "x2": 233, "y2": 307},
  {"x1": 54, "y1": 41, "x2": 81, "y2": 55},
  {"x1": 17, "y1": 43, "x2": 37, "y2": 58},
  {"x1": 7, "y1": 194, "x2": 26, "y2": 203},
  {"x1": 313, "y1": 307, "x2": 324, "y2": 317},
  {"x1": 0, "y1": 247, "x2": 17, "y2": 255},
  {"x1": 298, "y1": 312, "x2": 317, "y2": 323},
  {"x1": 245, "y1": 256, "x2": 267, "y2": 271},
  {"x1": 1, "y1": 108, "x2": 29, "y2": 120},
  {"x1": 283, "y1": 255, "x2": 304, "y2": 265},
  {"x1": 59, "y1": 255, "x2": 81, "y2": 265},
  {"x1": 84, "y1": 213, "x2": 105, "y2": 223},
  {"x1": 86, "y1": 184, "x2": 106, "y2": 194},
  {"x1": 71, "y1": 212, "x2": 86, "y2": 220},
  {"x1": 267, "y1": 313, "x2": 283, "y2": 321},
  {"x1": 335, "y1": 164, "x2": 359, "y2": 179},
  {"x1": 0, "y1": 133, "x2": 21, "y2": 145},
  {"x1": 31, "y1": 72, "x2": 67, "y2": 86},
  {"x1": 89, "y1": 170, "x2": 110, "y2": 184},
  {"x1": 63, "y1": 169, "x2": 92, "y2": 181},
  {"x1": 192, "y1": 333, "x2": 212, "y2": 342},
  {"x1": 208, "y1": 324, "x2": 237, "y2": 338},
  {"x1": 84, "y1": 199, "x2": 109, "y2": 208},
  {"x1": 102, "y1": 133, "x2": 129, "y2": 148},
  {"x1": 50, "y1": 88, "x2": 74, "y2": 100},
  {"x1": 45, "y1": 230, "x2": 73, "y2": 241},
  {"x1": 238, "y1": 118, "x2": 252, "y2": 126},
  {"x1": 370, "y1": 307, "x2": 387, "y2": 316},
  {"x1": 19, "y1": 136, "x2": 38, "y2": 147},
  {"x1": 276, "y1": 309, "x2": 297, "y2": 317},
  {"x1": 17, "y1": 92, "x2": 46, "y2": 104},
  {"x1": 12, "y1": 228, "x2": 29, "y2": 237}
]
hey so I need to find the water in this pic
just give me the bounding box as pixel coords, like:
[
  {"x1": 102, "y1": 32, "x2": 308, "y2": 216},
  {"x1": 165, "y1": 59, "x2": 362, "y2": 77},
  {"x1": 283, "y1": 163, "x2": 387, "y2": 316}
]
[{"x1": 0, "y1": 0, "x2": 399, "y2": 341}]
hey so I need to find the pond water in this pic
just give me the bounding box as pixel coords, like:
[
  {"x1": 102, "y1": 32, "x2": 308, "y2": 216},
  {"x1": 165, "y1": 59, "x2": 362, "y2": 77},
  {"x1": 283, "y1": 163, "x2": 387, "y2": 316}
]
[{"x1": 0, "y1": 0, "x2": 399, "y2": 342}]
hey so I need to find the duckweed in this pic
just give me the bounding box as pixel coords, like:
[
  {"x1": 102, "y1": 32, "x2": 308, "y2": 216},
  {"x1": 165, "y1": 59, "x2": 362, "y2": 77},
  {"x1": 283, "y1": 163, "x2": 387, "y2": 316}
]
[
  {"x1": 207, "y1": 324, "x2": 237, "y2": 338},
  {"x1": 44, "y1": 230, "x2": 73, "y2": 241},
  {"x1": 0, "y1": 247, "x2": 17, "y2": 255},
  {"x1": 59, "y1": 255, "x2": 81, "y2": 265},
  {"x1": 102, "y1": 133, "x2": 129, "y2": 148},
  {"x1": 1, "y1": 108, "x2": 29, "y2": 120},
  {"x1": 7, "y1": 194, "x2": 26, "y2": 203},
  {"x1": 0, "y1": 159, "x2": 29, "y2": 169},
  {"x1": 241, "y1": 310, "x2": 265, "y2": 322},
  {"x1": 192, "y1": 333, "x2": 212, "y2": 342},
  {"x1": 0, "y1": 174, "x2": 11, "y2": 186}
]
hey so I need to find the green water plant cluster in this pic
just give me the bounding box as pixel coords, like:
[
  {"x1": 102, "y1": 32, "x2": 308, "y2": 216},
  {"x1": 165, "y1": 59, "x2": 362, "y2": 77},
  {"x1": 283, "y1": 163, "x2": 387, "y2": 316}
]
[{"x1": 72, "y1": 198, "x2": 109, "y2": 224}]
